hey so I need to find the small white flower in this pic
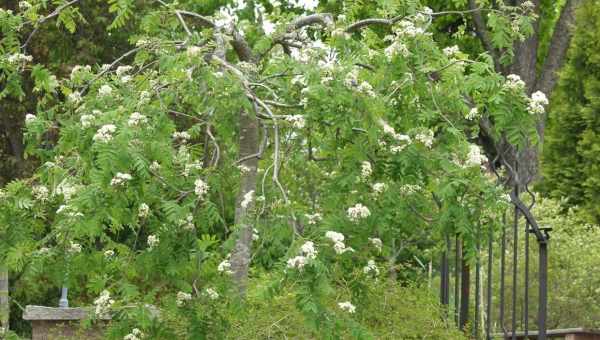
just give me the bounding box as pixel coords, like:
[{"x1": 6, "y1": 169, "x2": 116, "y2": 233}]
[
  {"x1": 466, "y1": 107, "x2": 479, "y2": 120},
  {"x1": 363, "y1": 259, "x2": 380, "y2": 276},
  {"x1": 415, "y1": 130, "x2": 434, "y2": 148},
  {"x1": 149, "y1": 161, "x2": 161, "y2": 172},
  {"x1": 333, "y1": 241, "x2": 354, "y2": 254},
  {"x1": 241, "y1": 190, "x2": 254, "y2": 209},
  {"x1": 138, "y1": 203, "x2": 150, "y2": 218},
  {"x1": 360, "y1": 161, "x2": 372, "y2": 179},
  {"x1": 32, "y1": 185, "x2": 49, "y2": 201},
  {"x1": 93, "y1": 290, "x2": 114, "y2": 317},
  {"x1": 252, "y1": 228, "x2": 259, "y2": 241},
  {"x1": 194, "y1": 179, "x2": 210, "y2": 198},
  {"x1": 347, "y1": 203, "x2": 371, "y2": 222},
  {"x1": 527, "y1": 91, "x2": 549, "y2": 115},
  {"x1": 98, "y1": 85, "x2": 113, "y2": 97},
  {"x1": 504, "y1": 74, "x2": 526, "y2": 90},
  {"x1": 325, "y1": 231, "x2": 345, "y2": 243},
  {"x1": 466, "y1": 144, "x2": 488, "y2": 167},
  {"x1": 286, "y1": 115, "x2": 305, "y2": 129},
  {"x1": 205, "y1": 288, "x2": 219, "y2": 300},
  {"x1": 368, "y1": 237, "x2": 383, "y2": 251},
  {"x1": 147, "y1": 235, "x2": 159, "y2": 249},
  {"x1": 172, "y1": 131, "x2": 191, "y2": 143},
  {"x1": 238, "y1": 164, "x2": 251, "y2": 174},
  {"x1": 217, "y1": 259, "x2": 233, "y2": 274},
  {"x1": 93, "y1": 124, "x2": 117, "y2": 143},
  {"x1": 110, "y1": 172, "x2": 133, "y2": 186},
  {"x1": 68, "y1": 91, "x2": 82, "y2": 103},
  {"x1": 372, "y1": 183, "x2": 387, "y2": 195},
  {"x1": 176, "y1": 291, "x2": 192, "y2": 306},
  {"x1": 300, "y1": 241, "x2": 318, "y2": 259},
  {"x1": 25, "y1": 114, "x2": 36, "y2": 124},
  {"x1": 68, "y1": 241, "x2": 82, "y2": 254},
  {"x1": 286, "y1": 255, "x2": 307, "y2": 270},
  {"x1": 104, "y1": 249, "x2": 115, "y2": 258},
  {"x1": 443, "y1": 45, "x2": 460, "y2": 57},
  {"x1": 123, "y1": 328, "x2": 144, "y2": 340},
  {"x1": 338, "y1": 301, "x2": 356, "y2": 313},
  {"x1": 305, "y1": 212, "x2": 322, "y2": 225},
  {"x1": 128, "y1": 112, "x2": 148, "y2": 127},
  {"x1": 115, "y1": 65, "x2": 133, "y2": 77},
  {"x1": 80, "y1": 114, "x2": 95, "y2": 128}
]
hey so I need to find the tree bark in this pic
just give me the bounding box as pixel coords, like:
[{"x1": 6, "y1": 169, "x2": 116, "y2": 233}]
[
  {"x1": 459, "y1": 250, "x2": 470, "y2": 330},
  {"x1": 229, "y1": 109, "x2": 260, "y2": 296},
  {"x1": 0, "y1": 265, "x2": 8, "y2": 333}
]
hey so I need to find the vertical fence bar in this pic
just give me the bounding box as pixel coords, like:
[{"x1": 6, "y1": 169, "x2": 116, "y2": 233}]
[
  {"x1": 486, "y1": 226, "x2": 493, "y2": 340},
  {"x1": 500, "y1": 212, "x2": 507, "y2": 337},
  {"x1": 455, "y1": 235, "x2": 461, "y2": 326},
  {"x1": 511, "y1": 191, "x2": 519, "y2": 340},
  {"x1": 475, "y1": 224, "x2": 481, "y2": 338},
  {"x1": 524, "y1": 221, "x2": 530, "y2": 337},
  {"x1": 538, "y1": 239, "x2": 548, "y2": 340},
  {"x1": 460, "y1": 247, "x2": 470, "y2": 330}
]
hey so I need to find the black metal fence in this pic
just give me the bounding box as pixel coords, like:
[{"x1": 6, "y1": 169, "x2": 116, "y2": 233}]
[{"x1": 439, "y1": 186, "x2": 550, "y2": 339}]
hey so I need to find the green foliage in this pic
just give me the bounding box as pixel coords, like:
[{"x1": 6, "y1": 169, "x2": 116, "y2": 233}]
[{"x1": 541, "y1": 1, "x2": 600, "y2": 223}]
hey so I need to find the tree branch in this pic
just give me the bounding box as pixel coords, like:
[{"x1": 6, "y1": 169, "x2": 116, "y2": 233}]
[
  {"x1": 536, "y1": 0, "x2": 582, "y2": 96},
  {"x1": 468, "y1": 0, "x2": 501, "y2": 71}
]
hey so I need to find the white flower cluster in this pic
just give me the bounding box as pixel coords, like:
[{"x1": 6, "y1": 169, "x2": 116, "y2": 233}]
[
  {"x1": 372, "y1": 183, "x2": 387, "y2": 195},
  {"x1": 400, "y1": 184, "x2": 421, "y2": 195},
  {"x1": 67, "y1": 90, "x2": 84, "y2": 104},
  {"x1": 466, "y1": 144, "x2": 488, "y2": 168},
  {"x1": 325, "y1": 231, "x2": 354, "y2": 255},
  {"x1": 347, "y1": 203, "x2": 371, "y2": 222},
  {"x1": 150, "y1": 161, "x2": 161, "y2": 172},
  {"x1": 286, "y1": 115, "x2": 306, "y2": 129},
  {"x1": 504, "y1": 74, "x2": 526, "y2": 90},
  {"x1": 291, "y1": 75, "x2": 306, "y2": 87},
  {"x1": 178, "y1": 214, "x2": 195, "y2": 231},
  {"x1": 395, "y1": 20, "x2": 426, "y2": 38},
  {"x1": 443, "y1": 45, "x2": 460, "y2": 57},
  {"x1": 110, "y1": 172, "x2": 133, "y2": 186},
  {"x1": 218, "y1": 257, "x2": 233, "y2": 275},
  {"x1": 205, "y1": 287, "x2": 219, "y2": 300},
  {"x1": 344, "y1": 68, "x2": 376, "y2": 97},
  {"x1": 128, "y1": 112, "x2": 148, "y2": 127},
  {"x1": 93, "y1": 124, "x2": 117, "y2": 143},
  {"x1": 7, "y1": 53, "x2": 33, "y2": 65},
  {"x1": 384, "y1": 40, "x2": 409, "y2": 61},
  {"x1": 172, "y1": 131, "x2": 191, "y2": 143},
  {"x1": 104, "y1": 249, "x2": 115, "y2": 258},
  {"x1": 252, "y1": 228, "x2": 259, "y2": 241},
  {"x1": 176, "y1": 291, "x2": 192, "y2": 306},
  {"x1": 415, "y1": 130, "x2": 434, "y2": 148},
  {"x1": 138, "y1": 203, "x2": 150, "y2": 218},
  {"x1": 94, "y1": 290, "x2": 114, "y2": 317},
  {"x1": 194, "y1": 179, "x2": 209, "y2": 198},
  {"x1": 338, "y1": 301, "x2": 356, "y2": 314},
  {"x1": 116, "y1": 65, "x2": 133, "y2": 77},
  {"x1": 363, "y1": 259, "x2": 380, "y2": 276},
  {"x1": 57, "y1": 180, "x2": 79, "y2": 201},
  {"x1": 98, "y1": 85, "x2": 113, "y2": 97},
  {"x1": 287, "y1": 241, "x2": 317, "y2": 270},
  {"x1": 241, "y1": 190, "x2": 254, "y2": 209},
  {"x1": 368, "y1": 237, "x2": 383, "y2": 251},
  {"x1": 380, "y1": 120, "x2": 412, "y2": 153},
  {"x1": 70, "y1": 65, "x2": 91, "y2": 80},
  {"x1": 305, "y1": 212, "x2": 322, "y2": 225},
  {"x1": 69, "y1": 241, "x2": 82, "y2": 254},
  {"x1": 527, "y1": 91, "x2": 549, "y2": 115},
  {"x1": 360, "y1": 161, "x2": 372, "y2": 180},
  {"x1": 123, "y1": 328, "x2": 144, "y2": 340},
  {"x1": 147, "y1": 235, "x2": 159, "y2": 250},
  {"x1": 466, "y1": 107, "x2": 479, "y2": 121},
  {"x1": 25, "y1": 113, "x2": 36, "y2": 124},
  {"x1": 32, "y1": 185, "x2": 49, "y2": 201},
  {"x1": 56, "y1": 205, "x2": 84, "y2": 218},
  {"x1": 80, "y1": 113, "x2": 95, "y2": 128},
  {"x1": 289, "y1": 0, "x2": 319, "y2": 11}
]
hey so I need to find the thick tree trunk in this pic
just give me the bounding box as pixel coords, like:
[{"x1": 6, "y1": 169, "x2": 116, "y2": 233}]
[
  {"x1": 229, "y1": 110, "x2": 260, "y2": 296},
  {"x1": 0, "y1": 265, "x2": 8, "y2": 333}
]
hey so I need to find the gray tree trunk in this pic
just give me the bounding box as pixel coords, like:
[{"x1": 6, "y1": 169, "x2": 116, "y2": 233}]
[
  {"x1": 229, "y1": 110, "x2": 260, "y2": 296},
  {"x1": 0, "y1": 265, "x2": 8, "y2": 333}
]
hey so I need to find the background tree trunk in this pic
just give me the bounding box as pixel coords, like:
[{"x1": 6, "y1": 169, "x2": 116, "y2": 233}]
[
  {"x1": 229, "y1": 110, "x2": 260, "y2": 296},
  {"x1": 0, "y1": 265, "x2": 8, "y2": 333}
]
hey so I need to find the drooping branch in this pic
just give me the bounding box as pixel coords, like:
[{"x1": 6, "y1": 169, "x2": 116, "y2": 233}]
[
  {"x1": 535, "y1": 0, "x2": 582, "y2": 97},
  {"x1": 288, "y1": 13, "x2": 333, "y2": 31}
]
